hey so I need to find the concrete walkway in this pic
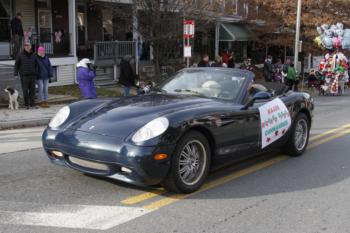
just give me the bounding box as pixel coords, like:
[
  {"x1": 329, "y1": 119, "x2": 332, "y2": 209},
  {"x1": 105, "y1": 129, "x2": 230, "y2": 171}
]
[{"x1": 0, "y1": 104, "x2": 64, "y2": 130}]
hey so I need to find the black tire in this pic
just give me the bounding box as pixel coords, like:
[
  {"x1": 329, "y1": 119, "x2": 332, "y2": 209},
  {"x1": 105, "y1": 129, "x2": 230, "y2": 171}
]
[
  {"x1": 162, "y1": 131, "x2": 211, "y2": 193},
  {"x1": 282, "y1": 113, "x2": 310, "y2": 157}
]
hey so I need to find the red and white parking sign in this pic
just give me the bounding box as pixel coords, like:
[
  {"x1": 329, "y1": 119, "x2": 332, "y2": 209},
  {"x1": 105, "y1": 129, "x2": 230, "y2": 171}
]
[{"x1": 184, "y1": 20, "x2": 195, "y2": 38}]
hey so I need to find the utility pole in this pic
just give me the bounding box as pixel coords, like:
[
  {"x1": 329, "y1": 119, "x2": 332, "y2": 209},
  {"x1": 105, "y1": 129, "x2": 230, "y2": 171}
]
[{"x1": 294, "y1": 0, "x2": 302, "y2": 71}]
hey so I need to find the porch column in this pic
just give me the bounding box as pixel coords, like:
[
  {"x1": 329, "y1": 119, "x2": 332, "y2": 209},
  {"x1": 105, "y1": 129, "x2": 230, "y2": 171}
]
[
  {"x1": 132, "y1": 0, "x2": 139, "y2": 75},
  {"x1": 68, "y1": 0, "x2": 76, "y2": 58}
]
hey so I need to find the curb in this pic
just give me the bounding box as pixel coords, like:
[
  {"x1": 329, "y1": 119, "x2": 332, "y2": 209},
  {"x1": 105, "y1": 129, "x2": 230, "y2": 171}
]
[
  {"x1": 0, "y1": 118, "x2": 50, "y2": 131},
  {"x1": 48, "y1": 97, "x2": 79, "y2": 105}
]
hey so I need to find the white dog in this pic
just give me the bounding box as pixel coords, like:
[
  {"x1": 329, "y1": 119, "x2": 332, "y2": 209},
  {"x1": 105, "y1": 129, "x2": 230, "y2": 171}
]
[{"x1": 4, "y1": 87, "x2": 19, "y2": 110}]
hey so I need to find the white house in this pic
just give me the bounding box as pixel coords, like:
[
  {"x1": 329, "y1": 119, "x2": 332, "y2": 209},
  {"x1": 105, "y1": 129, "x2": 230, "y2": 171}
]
[{"x1": 0, "y1": 0, "x2": 77, "y2": 87}]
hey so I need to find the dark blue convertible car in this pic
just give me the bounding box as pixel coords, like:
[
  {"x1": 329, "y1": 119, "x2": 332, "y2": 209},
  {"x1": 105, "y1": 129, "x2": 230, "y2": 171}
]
[{"x1": 42, "y1": 68, "x2": 314, "y2": 193}]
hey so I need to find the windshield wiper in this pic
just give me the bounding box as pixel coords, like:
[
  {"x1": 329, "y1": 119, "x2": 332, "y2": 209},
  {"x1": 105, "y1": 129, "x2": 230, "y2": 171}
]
[{"x1": 173, "y1": 89, "x2": 205, "y2": 97}]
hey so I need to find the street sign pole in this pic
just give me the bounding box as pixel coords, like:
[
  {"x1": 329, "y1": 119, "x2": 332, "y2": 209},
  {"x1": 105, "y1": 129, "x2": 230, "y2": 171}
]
[
  {"x1": 187, "y1": 37, "x2": 190, "y2": 67},
  {"x1": 294, "y1": 0, "x2": 302, "y2": 71},
  {"x1": 183, "y1": 20, "x2": 195, "y2": 68}
]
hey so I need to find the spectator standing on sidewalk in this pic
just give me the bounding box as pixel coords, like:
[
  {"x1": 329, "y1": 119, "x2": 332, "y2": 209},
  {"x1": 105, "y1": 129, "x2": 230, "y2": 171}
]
[
  {"x1": 36, "y1": 46, "x2": 53, "y2": 108},
  {"x1": 77, "y1": 58, "x2": 97, "y2": 99},
  {"x1": 287, "y1": 63, "x2": 297, "y2": 91},
  {"x1": 227, "y1": 51, "x2": 235, "y2": 68},
  {"x1": 263, "y1": 55, "x2": 274, "y2": 82},
  {"x1": 11, "y1": 12, "x2": 24, "y2": 59},
  {"x1": 221, "y1": 49, "x2": 230, "y2": 65},
  {"x1": 240, "y1": 58, "x2": 254, "y2": 72},
  {"x1": 211, "y1": 56, "x2": 223, "y2": 67},
  {"x1": 281, "y1": 58, "x2": 291, "y2": 84},
  {"x1": 119, "y1": 56, "x2": 136, "y2": 96},
  {"x1": 14, "y1": 42, "x2": 38, "y2": 109},
  {"x1": 198, "y1": 54, "x2": 210, "y2": 67}
]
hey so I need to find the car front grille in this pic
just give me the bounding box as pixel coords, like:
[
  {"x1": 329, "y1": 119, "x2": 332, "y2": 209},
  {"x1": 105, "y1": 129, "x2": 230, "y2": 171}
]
[{"x1": 68, "y1": 156, "x2": 109, "y2": 172}]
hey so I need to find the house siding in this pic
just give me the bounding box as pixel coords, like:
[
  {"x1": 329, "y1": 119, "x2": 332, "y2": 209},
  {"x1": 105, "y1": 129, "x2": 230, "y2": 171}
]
[{"x1": 49, "y1": 64, "x2": 76, "y2": 87}]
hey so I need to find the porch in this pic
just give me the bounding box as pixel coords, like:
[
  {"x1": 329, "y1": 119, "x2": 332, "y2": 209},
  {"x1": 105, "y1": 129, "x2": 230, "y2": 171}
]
[
  {"x1": 0, "y1": 0, "x2": 77, "y2": 88},
  {"x1": 0, "y1": 0, "x2": 76, "y2": 60}
]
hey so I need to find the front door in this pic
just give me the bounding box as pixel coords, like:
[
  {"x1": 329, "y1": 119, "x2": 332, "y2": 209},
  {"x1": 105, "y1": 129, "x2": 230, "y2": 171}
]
[
  {"x1": 38, "y1": 9, "x2": 53, "y2": 54},
  {"x1": 0, "y1": 0, "x2": 11, "y2": 59},
  {"x1": 76, "y1": 4, "x2": 87, "y2": 47}
]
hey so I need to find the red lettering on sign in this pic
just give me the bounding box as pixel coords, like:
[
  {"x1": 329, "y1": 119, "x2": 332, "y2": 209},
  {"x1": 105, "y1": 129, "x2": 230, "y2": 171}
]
[{"x1": 267, "y1": 105, "x2": 280, "y2": 114}]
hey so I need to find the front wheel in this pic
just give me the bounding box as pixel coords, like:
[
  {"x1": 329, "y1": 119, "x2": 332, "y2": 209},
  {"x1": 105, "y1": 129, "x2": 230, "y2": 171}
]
[
  {"x1": 162, "y1": 131, "x2": 211, "y2": 193},
  {"x1": 283, "y1": 113, "x2": 310, "y2": 157}
]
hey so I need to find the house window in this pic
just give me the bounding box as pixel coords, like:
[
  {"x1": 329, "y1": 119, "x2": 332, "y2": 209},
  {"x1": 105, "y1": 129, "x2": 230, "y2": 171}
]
[
  {"x1": 36, "y1": 0, "x2": 51, "y2": 9},
  {"x1": 0, "y1": 0, "x2": 11, "y2": 42}
]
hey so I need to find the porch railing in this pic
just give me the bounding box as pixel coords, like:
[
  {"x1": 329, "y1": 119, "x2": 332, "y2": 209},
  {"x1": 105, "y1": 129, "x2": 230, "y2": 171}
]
[
  {"x1": 93, "y1": 41, "x2": 137, "y2": 64},
  {"x1": 32, "y1": 33, "x2": 72, "y2": 56}
]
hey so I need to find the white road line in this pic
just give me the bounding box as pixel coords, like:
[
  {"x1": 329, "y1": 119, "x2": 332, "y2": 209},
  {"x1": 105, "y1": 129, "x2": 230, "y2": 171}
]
[
  {"x1": 0, "y1": 204, "x2": 150, "y2": 230},
  {"x1": 0, "y1": 127, "x2": 44, "y2": 154},
  {"x1": 0, "y1": 142, "x2": 43, "y2": 155},
  {"x1": 0, "y1": 127, "x2": 45, "y2": 134},
  {"x1": 0, "y1": 133, "x2": 42, "y2": 138}
]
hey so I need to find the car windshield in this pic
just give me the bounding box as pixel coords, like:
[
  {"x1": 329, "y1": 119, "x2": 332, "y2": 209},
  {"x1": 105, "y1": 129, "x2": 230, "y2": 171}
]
[{"x1": 159, "y1": 69, "x2": 247, "y2": 101}]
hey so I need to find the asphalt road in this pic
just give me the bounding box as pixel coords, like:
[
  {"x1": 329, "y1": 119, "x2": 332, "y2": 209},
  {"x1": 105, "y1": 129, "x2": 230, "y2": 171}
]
[{"x1": 1, "y1": 94, "x2": 350, "y2": 233}]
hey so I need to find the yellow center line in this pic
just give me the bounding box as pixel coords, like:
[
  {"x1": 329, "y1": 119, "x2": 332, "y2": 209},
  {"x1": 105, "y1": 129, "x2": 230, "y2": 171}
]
[
  {"x1": 308, "y1": 128, "x2": 350, "y2": 149},
  {"x1": 143, "y1": 129, "x2": 350, "y2": 211},
  {"x1": 120, "y1": 123, "x2": 350, "y2": 206},
  {"x1": 143, "y1": 155, "x2": 288, "y2": 211},
  {"x1": 309, "y1": 123, "x2": 350, "y2": 142},
  {"x1": 120, "y1": 188, "x2": 167, "y2": 205}
]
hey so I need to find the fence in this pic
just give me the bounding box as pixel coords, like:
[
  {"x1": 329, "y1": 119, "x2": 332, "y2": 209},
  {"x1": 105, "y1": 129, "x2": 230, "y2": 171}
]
[
  {"x1": 32, "y1": 33, "x2": 71, "y2": 56},
  {"x1": 94, "y1": 41, "x2": 137, "y2": 63}
]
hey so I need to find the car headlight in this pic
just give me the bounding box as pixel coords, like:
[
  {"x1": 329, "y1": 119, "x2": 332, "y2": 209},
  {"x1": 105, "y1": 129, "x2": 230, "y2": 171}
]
[
  {"x1": 132, "y1": 117, "x2": 169, "y2": 143},
  {"x1": 49, "y1": 106, "x2": 70, "y2": 128}
]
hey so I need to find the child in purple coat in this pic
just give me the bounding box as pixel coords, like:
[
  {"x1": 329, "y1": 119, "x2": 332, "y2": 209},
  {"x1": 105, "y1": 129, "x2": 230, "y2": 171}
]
[{"x1": 76, "y1": 58, "x2": 97, "y2": 99}]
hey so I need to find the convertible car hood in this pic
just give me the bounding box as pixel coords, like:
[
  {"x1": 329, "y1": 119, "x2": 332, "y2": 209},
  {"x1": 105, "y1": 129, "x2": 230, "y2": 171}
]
[{"x1": 69, "y1": 94, "x2": 216, "y2": 138}]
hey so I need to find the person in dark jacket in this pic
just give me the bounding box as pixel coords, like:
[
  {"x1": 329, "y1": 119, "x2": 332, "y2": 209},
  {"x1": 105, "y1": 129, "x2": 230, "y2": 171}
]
[
  {"x1": 263, "y1": 55, "x2": 274, "y2": 82},
  {"x1": 119, "y1": 56, "x2": 136, "y2": 96},
  {"x1": 14, "y1": 42, "x2": 38, "y2": 109},
  {"x1": 227, "y1": 51, "x2": 235, "y2": 68},
  {"x1": 211, "y1": 56, "x2": 222, "y2": 67},
  {"x1": 36, "y1": 46, "x2": 53, "y2": 108},
  {"x1": 77, "y1": 58, "x2": 97, "y2": 99},
  {"x1": 11, "y1": 12, "x2": 24, "y2": 59},
  {"x1": 197, "y1": 54, "x2": 210, "y2": 67}
]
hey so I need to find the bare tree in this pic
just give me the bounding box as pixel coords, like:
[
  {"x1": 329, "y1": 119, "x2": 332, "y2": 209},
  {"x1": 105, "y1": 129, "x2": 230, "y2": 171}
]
[
  {"x1": 134, "y1": 0, "x2": 232, "y2": 76},
  {"x1": 244, "y1": 0, "x2": 350, "y2": 53}
]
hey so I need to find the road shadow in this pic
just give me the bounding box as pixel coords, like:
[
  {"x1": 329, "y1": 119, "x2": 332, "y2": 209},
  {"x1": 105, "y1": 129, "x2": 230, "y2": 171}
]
[{"x1": 185, "y1": 134, "x2": 350, "y2": 200}]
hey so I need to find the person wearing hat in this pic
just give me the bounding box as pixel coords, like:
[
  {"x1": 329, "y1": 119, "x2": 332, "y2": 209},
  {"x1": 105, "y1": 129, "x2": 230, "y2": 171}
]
[
  {"x1": 11, "y1": 12, "x2": 24, "y2": 59},
  {"x1": 36, "y1": 46, "x2": 53, "y2": 108},
  {"x1": 76, "y1": 58, "x2": 97, "y2": 99},
  {"x1": 14, "y1": 42, "x2": 38, "y2": 109}
]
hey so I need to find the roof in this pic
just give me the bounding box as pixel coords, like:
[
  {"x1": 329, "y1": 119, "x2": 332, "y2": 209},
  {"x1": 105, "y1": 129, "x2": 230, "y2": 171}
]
[{"x1": 219, "y1": 23, "x2": 252, "y2": 42}]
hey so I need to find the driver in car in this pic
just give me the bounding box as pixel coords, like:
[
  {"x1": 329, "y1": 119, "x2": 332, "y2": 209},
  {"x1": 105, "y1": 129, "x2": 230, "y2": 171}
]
[{"x1": 248, "y1": 80, "x2": 268, "y2": 96}]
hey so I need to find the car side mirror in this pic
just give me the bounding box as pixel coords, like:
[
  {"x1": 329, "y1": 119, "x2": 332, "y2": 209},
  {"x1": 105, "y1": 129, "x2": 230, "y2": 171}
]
[{"x1": 241, "y1": 91, "x2": 272, "y2": 110}]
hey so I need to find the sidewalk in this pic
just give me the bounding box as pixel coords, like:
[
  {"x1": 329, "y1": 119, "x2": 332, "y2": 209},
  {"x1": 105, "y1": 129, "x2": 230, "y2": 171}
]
[
  {"x1": 0, "y1": 94, "x2": 77, "y2": 130},
  {"x1": 0, "y1": 104, "x2": 64, "y2": 130}
]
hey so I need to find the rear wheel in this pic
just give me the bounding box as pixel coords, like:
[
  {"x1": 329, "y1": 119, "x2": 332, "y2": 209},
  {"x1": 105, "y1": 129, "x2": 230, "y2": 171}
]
[
  {"x1": 283, "y1": 113, "x2": 310, "y2": 157},
  {"x1": 162, "y1": 131, "x2": 211, "y2": 193}
]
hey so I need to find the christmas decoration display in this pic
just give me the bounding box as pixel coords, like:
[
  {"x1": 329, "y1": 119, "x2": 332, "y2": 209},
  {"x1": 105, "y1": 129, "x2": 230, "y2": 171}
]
[
  {"x1": 318, "y1": 51, "x2": 349, "y2": 95},
  {"x1": 315, "y1": 23, "x2": 350, "y2": 50},
  {"x1": 315, "y1": 23, "x2": 349, "y2": 95}
]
